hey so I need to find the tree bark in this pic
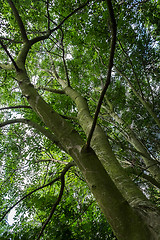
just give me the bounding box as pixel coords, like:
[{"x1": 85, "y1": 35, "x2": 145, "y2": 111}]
[{"x1": 14, "y1": 67, "x2": 160, "y2": 240}]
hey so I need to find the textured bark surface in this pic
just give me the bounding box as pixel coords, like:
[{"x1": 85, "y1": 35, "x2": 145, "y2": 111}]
[{"x1": 14, "y1": 66, "x2": 160, "y2": 240}]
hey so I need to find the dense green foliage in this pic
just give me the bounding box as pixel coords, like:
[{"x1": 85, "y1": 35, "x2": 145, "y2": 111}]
[{"x1": 0, "y1": 0, "x2": 159, "y2": 239}]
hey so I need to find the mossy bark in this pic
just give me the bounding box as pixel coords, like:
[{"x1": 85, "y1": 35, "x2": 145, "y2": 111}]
[{"x1": 15, "y1": 67, "x2": 160, "y2": 240}]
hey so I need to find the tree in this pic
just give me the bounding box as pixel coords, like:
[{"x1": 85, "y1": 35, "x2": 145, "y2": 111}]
[{"x1": 0, "y1": 0, "x2": 160, "y2": 239}]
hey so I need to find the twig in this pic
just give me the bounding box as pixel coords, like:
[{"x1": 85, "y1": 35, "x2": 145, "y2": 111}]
[
  {"x1": 0, "y1": 40, "x2": 20, "y2": 71},
  {"x1": 86, "y1": 0, "x2": 117, "y2": 148},
  {"x1": 118, "y1": 39, "x2": 144, "y2": 99},
  {"x1": 0, "y1": 178, "x2": 59, "y2": 222},
  {"x1": 46, "y1": 0, "x2": 50, "y2": 30},
  {"x1": 30, "y1": 0, "x2": 90, "y2": 45},
  {"x1": 36, "y1": 161, "x2": 75, "y2": 240},
  {"x1": 60, "y1": 29, "x2": 70, "y2": 86}
]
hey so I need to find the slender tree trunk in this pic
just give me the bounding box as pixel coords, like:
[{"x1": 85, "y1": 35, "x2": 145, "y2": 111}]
[
  {"x1": 102, "y1": 99, "x2": 160, "y2": 183},
  {"x1": 114, "y1": 67, "x2": 160, "y2": 128}
]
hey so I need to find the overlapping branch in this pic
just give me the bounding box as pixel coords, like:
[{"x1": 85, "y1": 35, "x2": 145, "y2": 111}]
[
  {"x1": 30, "y1": 0, "x2": 90, "y2": 46},
  {"x1": 86, "y1": 0, "x2": 117, "y2": 148},
  {"x1": 36, "y1": 161, "x2": 75, "y2": 239},
  {"x1": 0, "y1": 162, "x2": 75, "y2": 223}
]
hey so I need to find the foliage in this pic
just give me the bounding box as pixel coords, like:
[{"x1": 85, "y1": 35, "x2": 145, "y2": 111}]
[{"x1": 0, "y1": 0, "x2": 160, "y2": 239}]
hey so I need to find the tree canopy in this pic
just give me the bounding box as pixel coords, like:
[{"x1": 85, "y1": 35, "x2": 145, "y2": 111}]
[{"x1": 0, "y1": 0, "x2": 160, "y2": 239}]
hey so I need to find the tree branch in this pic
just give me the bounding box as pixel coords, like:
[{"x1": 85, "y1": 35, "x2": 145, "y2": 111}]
[
  {"x1": 30, "y1": 0, "x2": 90, "y2": 45},
  {"x1": 86, "y1": 0, "x2": 117, "y2": 148},
  {"x1": 36, "y1": 161, "x2": 75, "y2": 240},
  {"x1": 0, "y1": 118, "x2": 61, "y2": 148},
  {"x1": 0, "y1": 178, "x2": 59, "y2": 222},
  {"x1": 118, "y1": 39, "x2": 144, "y2": 99},
  {"x1": 125, "y1": 166, "x2": 160, "y2": 189},
  {"x1": 0, "y1": 105, "x2": 31, "y2": 111},
  {"x1": 35, "y1": 158, "x2": 69, "y2": 165},
  {"x1": 0, "y1": 36, "x2": 22, "y2": 44},
  {"x1": 0, "y1": 40, "x2": 20, "y2": 71},
  {"x1": 0, "y1": 162, "x2": 75, "y2": 223},
  {"x1": 60, "y1": 29, "x2": 70, "y2": 86},
  {"x1": 37, "y1": 87, "x2": 65, "y2": 94},
  {"x1": 7, "y1": 0, "x2": 28, "y2": 42}
]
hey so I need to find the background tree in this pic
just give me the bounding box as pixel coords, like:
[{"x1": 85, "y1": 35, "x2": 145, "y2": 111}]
[{"x1": 0, "y1": 0, "x2": 160, "y2": 239}]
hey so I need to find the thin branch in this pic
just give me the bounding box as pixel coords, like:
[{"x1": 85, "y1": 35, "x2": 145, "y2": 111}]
[
  {"x1": 133, "y1": 162, "x2": 160, "y2": 182},
  {"x1": 114, "y1": 66, "x2": 160, "y2": 128},
  {"x1": 0, "y1": 162, "x2": 75, "y2": 223},
  {"x1": 37, "y1": 87, "x2": 65, "y2": 94},
  {"x1": 36, "y1": 161, "x2": 75, "y2": 240},
  {"x1": 0, "y1": 40, "x2": 20, "y2": 71},
  {"x1": 118, "y1": 40, "x2": 144, "y2": 99},
  {"x1": 46, "y1": 0, "x2": 50, "y2": 30},
  {"x1": 0, "y1": 36, "x2": 22, "y2": 44},
  {"x1": 7, "y1": 0, "x2": 28, "y2": 42},
  {"x1": 125, "y1": 166, "x2": 160, "y2": 189},
  {"x1": 60, "y1": 29, "x2": 70, "y2": 86},
  {"x1": 30, "y1": 0, "x2": 90, "y2": 45},
  {"x1": 50, "y1": 0, "x2": 90, "y2": 34},
  {"x1": 0, "y1": 105, "x2": 31, "y2": 111},
  {"x1": 68, "y1": 200, "x2": 95, "y2": 227},
  {"x1": 35, "y1": 159, "x2": 69, "y2": 165},
  {"x1": 0, "y1": 178, "x2": 59, "y2": 222},
  {"x1": 86, "y1": 0, "x2": 117, "y2": 148},
  {"x1": 0, "y1": 118, "x2": 61, "y2": 148}
]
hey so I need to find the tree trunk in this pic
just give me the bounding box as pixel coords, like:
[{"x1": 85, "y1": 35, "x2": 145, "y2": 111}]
[
  {"x1": 15, "y1": 68, "x2": 160, "y2": 240},
  {"x1": 102, "y1": 100, "x2": 160, "y2": 183}
]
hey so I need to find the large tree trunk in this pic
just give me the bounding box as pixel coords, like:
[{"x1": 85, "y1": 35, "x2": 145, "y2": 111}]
[{"x1": 15, "y1": 67, "x2": 160, "y2": 240}]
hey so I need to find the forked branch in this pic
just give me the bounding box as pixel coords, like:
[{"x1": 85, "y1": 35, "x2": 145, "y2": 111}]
[{"x1": 30, "y1": 0, "x2": 90, "y2": 45}]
